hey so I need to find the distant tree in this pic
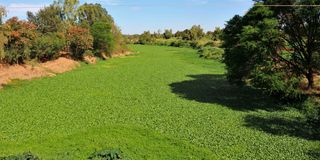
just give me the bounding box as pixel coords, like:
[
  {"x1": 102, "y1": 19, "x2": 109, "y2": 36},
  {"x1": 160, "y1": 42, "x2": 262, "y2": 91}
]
[
  {"x1": 207, "y1": 27, "x2": 223, "y2": 41},
  {"x1": 0, "y1": 5, "x2": 7, "y2": 24},
  {"x1": 27, "y1": 5, "x2": 64, "y2": 33},
  {"x1": 90, "y1": 21, "x2": 114, "y2": 56},
  {"x1": 163, "y1": 29, "x2": 173, "y2": 39},
  {"x1": 138, "y1": 31, "x2": 153, "y2": 44},
  {"x1": 190, "y1": 25, "x2": 204, "y2": 40}
]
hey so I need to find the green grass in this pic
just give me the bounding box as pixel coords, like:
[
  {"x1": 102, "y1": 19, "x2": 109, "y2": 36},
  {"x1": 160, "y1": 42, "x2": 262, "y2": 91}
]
[{"x1": 0, "y1": 45, "x2": 319, "y2": 159}]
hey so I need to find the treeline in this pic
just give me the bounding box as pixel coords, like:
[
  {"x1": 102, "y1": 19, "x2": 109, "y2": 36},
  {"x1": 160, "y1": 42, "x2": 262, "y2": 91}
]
[
  {"x1": 223, "y1": 0, "x2": 319, "y2": 136},
  {"x1": 125, "y1": 25, "x2": 224, "y2": 60},
  {"x1": 0, "y1": 0, "x2": 126, "y2": 64}
]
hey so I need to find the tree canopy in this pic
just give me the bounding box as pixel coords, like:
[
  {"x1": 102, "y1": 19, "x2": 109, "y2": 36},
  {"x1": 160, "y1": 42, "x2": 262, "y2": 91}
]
[{"x1": 223, "y1": 0, "x2": 320, "y2": 99}]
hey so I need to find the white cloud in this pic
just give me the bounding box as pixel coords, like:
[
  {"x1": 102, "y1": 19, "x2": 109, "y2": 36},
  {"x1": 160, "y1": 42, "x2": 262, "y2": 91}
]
[
  {"x1": 7, "y1": 3, "x2": 48, "y2": 14},
  {"x1": 103, "y1": 0, "x2": 121, "y2": 6}
]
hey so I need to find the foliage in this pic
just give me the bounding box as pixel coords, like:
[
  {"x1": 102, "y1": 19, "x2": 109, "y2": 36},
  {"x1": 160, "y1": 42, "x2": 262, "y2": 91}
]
[
  {"x1": 88, "y1": 149, "x2": 123, "y2": 160},
  {"x1": 55, "y1": 0, "x2": 80, "y2": 21},
  {"x1": 27, "y1": 5, "x2": 64, "y2": 33},
  {"x1": 66, "y1": 25, "x2": 93, "y2": 59},
  {"x1": 163, "y1": 29, "x2": 173, "y2": 39},
  {"x1": 223, "y1": 1, "x2": 320, "y2": 99},
  {"x1": 138, "y1": 31, "x2": 154, "y2": 44},
  {"x1": 198, "y1": 47, "x2": 224, "y2": 60},
  {"x1": 31, "y1": 32, "x2": 66, "y2": 61},
  {"x1": 303, "y1": 98, "x2": 320, "y2": 139},
  {"x1": 90, "y1": 21, "x2": 114, "y2": 56},
  {"x1": 1, "y1": 17, "x2": 38, "y2": 64},
  {"x1": 0, "y1": 152, "x2": 39, "y2": 160},
  {"x1": 206, "y1": 27, "x2": 223, "y2": 41}
]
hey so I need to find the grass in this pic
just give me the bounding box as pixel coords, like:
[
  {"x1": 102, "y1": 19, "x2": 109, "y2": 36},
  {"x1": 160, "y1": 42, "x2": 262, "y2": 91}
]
[{"x1": 0, "y1": 45, "x2": 319, "y2": 159}]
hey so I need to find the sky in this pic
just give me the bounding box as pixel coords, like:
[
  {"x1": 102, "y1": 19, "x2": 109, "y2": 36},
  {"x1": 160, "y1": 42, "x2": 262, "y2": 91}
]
[{"x1": 0, "y1": 0, "x2": 254, "y2": 34}]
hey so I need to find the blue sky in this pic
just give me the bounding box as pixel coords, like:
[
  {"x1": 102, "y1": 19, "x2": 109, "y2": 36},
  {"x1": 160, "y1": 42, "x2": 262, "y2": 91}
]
[{"x1": 0, "y1": 0, "x2": 254, "y2": 34}]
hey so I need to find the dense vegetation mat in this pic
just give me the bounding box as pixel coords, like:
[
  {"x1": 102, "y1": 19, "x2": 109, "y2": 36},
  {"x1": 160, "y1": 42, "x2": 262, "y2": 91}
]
[{"x1": 0, "y1": 45, "x2": 319, "y2": 159}]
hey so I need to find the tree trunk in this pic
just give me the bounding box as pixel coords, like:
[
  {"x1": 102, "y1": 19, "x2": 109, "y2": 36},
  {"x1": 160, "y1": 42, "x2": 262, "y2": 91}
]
[{"x1": 306, "y1": 69, "x2": 314, "y2": 90}]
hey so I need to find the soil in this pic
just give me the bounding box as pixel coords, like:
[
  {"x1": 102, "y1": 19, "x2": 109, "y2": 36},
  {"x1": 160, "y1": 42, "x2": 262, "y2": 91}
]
[{"x1": 0, "y1": 57, "x2": 79, "y2": 88}]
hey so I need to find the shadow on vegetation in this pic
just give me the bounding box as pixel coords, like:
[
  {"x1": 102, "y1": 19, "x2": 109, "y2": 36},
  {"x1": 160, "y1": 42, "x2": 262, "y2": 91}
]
[
  {"x1": 307, "y1": 149, "x2": 320, "y2": 160},
  {"x1": 244, "y1": 115, "x2": 319, "y2": 141},
  {"x1": 169, "y1": 74, "x2": 280, "y2": 112}
]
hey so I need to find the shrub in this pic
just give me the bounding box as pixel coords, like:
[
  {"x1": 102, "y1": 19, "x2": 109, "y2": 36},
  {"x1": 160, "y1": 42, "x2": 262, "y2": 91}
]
[
  {"x1": 1, "y1": 17, "x2": 38, "y2": 64},
  {"x1": 251, "y1": 66, "x2": 305, "y2": 101},
  {"x1": 0, "y1": 152, "x2": 39, "y2": 160},
  {"x1": 66, "y1": 26, "x2": 93, "y2": 59},
  {"x1": 170, "y1": 39, "x2": 190, "y2": 48},
  {"x1": 31, "y1": 32, "x2": 66, "y2": 62},
  {"x1": 198, "y1": 47, "x2": 224, "y2": 60},
  {"x1": 88, "y1": 149, "x2": 123, "y2": 160}
]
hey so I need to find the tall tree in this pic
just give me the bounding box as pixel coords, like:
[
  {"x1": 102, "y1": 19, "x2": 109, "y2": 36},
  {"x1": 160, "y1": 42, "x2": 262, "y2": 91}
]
[
  {"x1": 55, "y1": 0, "x2": 79, "y2": 21},
  {"x1": 77, "y1": 3, "x2": 114, "y2": 26},
  {"x1": 223, "y1": 0, "x2": 320, "y2": 98},
  {"x1": 0, "y1": 5, "x2": 7, "y2": 24},
  {"x1": 27, "y1": 4, "x2": 64, "y2": 33}
]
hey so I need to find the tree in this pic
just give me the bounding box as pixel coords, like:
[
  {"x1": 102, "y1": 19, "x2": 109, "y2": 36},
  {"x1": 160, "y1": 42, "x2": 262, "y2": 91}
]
[
  {"x1": 0, "y1": 5, "x2": 7, "y2": 24},
  {"x1": 77, "y1": 3, "x2": 114, "y2": 26},
  {"x1": 262, "y1": 0, "x2": 320, "y2": 89},
  {"x1": 163, "y1": 29, "x2": 173, "y2": 39},
  {"x1": 90, "y1": 21, "x2": 114, "y2": 56},
  {"x1": 190, "y1": 25, "x2": 204, "y2": 40},
  {"x1": 138, "y1": 31, "x2": 153, "y2": 44},
  {"x1": 55, "y1": 0, "x2": 79, "y2": 21},
  {"x1": 27, "y1": 5, "x2": 64, "y2": 33},
  {"x1": 223, "y1": 0, "x2": 320, "y2": 99},
  {"x1": 207, "y1": 27, "x2": 223, "y2": 41}
]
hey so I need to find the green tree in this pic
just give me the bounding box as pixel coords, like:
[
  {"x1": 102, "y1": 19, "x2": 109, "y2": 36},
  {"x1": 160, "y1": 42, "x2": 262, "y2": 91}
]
[
  {"x1": 55, "y1": 0, "x2": 79, "y2": 21},
  {"x1": 190, "y1": 25, "x2": 204, "y2": 40},
  {"x1": 223, "y1": 0, "x2": 320, "y2": 99},
  {"x1": 77, "y1": 3, "x2": 114, "y2": 26},
  {"x1": 27, "y1": 5, "x2": 64, "y2": 33},
  {"x1": 163, "y1": 29, "x2": 173, "y2": 39},
  {"x1": 138, "y1": 31, "x2": 153, "y2": 44},
  {"x1": 90, "y1": 21, "x2": 114, "y2": 56}
]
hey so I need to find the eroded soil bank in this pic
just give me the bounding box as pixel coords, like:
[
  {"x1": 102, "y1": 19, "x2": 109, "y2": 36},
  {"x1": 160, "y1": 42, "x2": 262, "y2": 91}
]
[{"x1": 0, "y1": 57, "x2": 80, "y2": 88}]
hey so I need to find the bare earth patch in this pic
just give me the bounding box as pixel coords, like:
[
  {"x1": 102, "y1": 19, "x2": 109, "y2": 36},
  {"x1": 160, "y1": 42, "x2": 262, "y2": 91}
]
[{"x1": 0, "y1": 58, "x2": 79, "y2": 88}]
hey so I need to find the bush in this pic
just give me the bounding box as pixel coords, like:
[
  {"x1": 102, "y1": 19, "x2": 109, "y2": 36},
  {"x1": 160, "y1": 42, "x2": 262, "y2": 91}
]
[
  {"x1": 1, "y1": 17, "x2": 38, "y2": 64},
  {"x1": 90, "y1": 22, "x2": 114, "y2": 56},
  {"x1": 198, "y1": 47, "x2": 224, "y2": 60},
  {"x1": 0, "y1": 152, "x2": 39, "y2": 160},
  {"x1": 31, "y1": 32, "x2": 66, "y2": 62},
  {"x1": 303, "y1": 98, "x2": 320, "y2": 139},
  {"x1": 88, "y1": 149, "x2": 123, "y2": 160},
  {"x1": 66, "y1": 26, "x2": 93, "y2": 59}
]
